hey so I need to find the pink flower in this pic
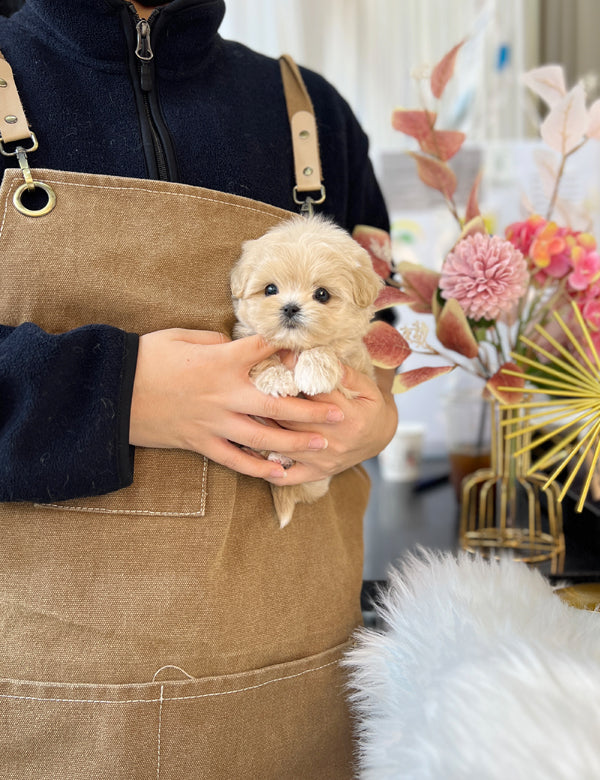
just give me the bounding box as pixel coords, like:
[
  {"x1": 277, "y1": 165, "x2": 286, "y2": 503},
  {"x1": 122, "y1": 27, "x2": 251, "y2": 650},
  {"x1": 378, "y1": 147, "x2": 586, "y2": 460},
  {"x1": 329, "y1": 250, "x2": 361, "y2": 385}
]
[
  {"x1": 440, "y1": 233, "x2": 529, "y2": 321},
  {"x1": 528, "y1": 222, "x2": 572, "y2": 281},
  {"x1": 505, "y1": 214, "x2": 545, "y2": 255},
  {"x1": 567, "y1": 234, "x2": 600, "y2": 291},
  {"x1": 582, "y1": 299, "x2": 600, "y2": 331}
]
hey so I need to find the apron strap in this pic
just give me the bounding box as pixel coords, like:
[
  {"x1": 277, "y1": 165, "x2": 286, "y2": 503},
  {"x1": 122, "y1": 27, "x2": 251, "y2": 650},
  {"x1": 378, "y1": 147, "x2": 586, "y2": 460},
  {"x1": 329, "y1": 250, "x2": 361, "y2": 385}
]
[
  {"x1": 0, "y1": 50, "x2": 35, "y2": 147},
  {"x1": 0, "y1": 51, "x2": 55, "y2": 215},
  {"x1": 279, "y1": 54, "x2": 325, "y2": 213}
]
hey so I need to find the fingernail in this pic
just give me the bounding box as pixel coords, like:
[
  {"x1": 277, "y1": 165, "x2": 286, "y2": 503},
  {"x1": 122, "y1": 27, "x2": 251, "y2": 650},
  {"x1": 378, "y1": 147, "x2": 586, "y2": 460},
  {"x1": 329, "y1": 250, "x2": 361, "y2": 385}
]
[
  {"x1": 309, "y1": 436, "x2": 328, "y2": 450},
  {"x1": 327, "y1": 408, "x2": 344, "y2": 423},
  {"x1": 270, "y1": 467, "x2": 286, "y2": 478}
]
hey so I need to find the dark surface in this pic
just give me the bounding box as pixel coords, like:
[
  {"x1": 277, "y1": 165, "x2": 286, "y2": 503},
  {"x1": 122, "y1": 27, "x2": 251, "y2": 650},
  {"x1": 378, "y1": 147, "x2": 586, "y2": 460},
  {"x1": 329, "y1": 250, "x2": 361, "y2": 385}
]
[{"x1": 361, "y1": 455, "x2": 600, "y2": 613}]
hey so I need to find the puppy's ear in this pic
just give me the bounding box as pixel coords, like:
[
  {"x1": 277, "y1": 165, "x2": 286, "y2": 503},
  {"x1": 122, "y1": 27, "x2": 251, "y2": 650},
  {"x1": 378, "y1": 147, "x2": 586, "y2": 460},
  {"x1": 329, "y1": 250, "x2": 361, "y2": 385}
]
[
  {"x1": 350, "y1": 247, "x2": 385, "y2": 308},
  {"x1": 230, "y1": 239, "x2": 256, "y2": 298}
]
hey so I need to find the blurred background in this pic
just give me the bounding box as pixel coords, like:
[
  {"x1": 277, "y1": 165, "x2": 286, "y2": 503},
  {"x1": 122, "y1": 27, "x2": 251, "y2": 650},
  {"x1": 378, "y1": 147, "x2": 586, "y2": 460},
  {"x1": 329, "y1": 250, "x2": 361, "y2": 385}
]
[
  {"x1": 219, "y1": 0, "x2": 600, "y2": 456},
  {"x1": 3, "y1": 0, "x2": 599, "y2": 457}
]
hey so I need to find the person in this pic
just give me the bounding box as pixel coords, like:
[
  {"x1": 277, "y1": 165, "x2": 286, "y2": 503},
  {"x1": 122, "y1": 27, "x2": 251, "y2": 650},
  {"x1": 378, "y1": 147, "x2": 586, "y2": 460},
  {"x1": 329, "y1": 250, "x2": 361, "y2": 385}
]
[{"x1": 0, "y1": 1, "x2": 397, "y2": 777}]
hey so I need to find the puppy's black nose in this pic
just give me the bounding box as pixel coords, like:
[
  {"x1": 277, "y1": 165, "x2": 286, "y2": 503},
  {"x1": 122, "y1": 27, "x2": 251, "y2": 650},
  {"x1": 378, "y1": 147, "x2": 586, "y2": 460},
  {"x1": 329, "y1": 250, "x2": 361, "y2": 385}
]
[{"x1": 282, "y1": 303, "x2": 301, "y2": 319}]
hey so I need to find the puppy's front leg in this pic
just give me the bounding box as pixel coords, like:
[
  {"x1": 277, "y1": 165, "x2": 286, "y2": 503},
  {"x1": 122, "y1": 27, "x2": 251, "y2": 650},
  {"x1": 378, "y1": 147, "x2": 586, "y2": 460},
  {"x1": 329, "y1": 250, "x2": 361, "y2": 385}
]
[
  {"x1": 250, "y1": 356, "x2": 299, "y2": 398},
  {"x1": 294, "y1": 347, "x2": 342, "y2": 396}
]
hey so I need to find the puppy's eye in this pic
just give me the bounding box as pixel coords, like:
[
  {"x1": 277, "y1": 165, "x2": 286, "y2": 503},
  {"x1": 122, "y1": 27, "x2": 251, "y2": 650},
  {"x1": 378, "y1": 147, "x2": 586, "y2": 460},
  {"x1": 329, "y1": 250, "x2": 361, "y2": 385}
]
[
  {"x1": 313, "y1": 287, "x2": 330, "y2": 304},
  {"x1": 265, "y1": 284, "x2": 278, "y2": 296}
]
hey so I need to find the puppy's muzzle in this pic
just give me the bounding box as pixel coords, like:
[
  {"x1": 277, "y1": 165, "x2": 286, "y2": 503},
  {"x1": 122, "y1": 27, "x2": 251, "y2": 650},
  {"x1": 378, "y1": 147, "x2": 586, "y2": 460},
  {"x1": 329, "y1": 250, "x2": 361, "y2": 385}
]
[{"x1": 280, "y1": 302, "x2": 302, "y2": 328}]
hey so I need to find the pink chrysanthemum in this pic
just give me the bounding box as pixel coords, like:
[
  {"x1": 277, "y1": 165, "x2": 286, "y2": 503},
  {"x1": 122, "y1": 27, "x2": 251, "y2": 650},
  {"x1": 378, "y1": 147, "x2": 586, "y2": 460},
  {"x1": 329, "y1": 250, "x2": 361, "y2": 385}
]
[{"x1": 440, "y1": 233, "x2": 529, "y2": 321}]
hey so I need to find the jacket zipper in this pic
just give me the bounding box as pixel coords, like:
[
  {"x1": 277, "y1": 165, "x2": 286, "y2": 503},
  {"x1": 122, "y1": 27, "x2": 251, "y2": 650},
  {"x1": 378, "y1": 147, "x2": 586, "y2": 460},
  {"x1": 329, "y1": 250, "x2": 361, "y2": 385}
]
[
  {"x1": 134, "y1": 17, "x2": 169, "y2": 181},
  {"x1": 122, "y1": 5, "x2": 178, "y2": 181}
]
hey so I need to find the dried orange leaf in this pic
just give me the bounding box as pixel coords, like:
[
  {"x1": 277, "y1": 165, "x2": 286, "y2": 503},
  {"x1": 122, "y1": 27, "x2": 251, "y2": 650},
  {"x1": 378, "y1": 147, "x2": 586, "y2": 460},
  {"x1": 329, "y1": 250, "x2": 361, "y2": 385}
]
[
  {"x1": 374, "y1": 286, "x2": 413, "y2": 310},
  {"x1": 540, "y1": 83, "x2": 589, "y2": 155},
  {"x1": 364, "y1": 321, "x2": 411, "y2": 369},
  {"x1": 485, "y1": 362, "x2": 525, "y2": 404},
  {"x1": 588, "y1": 99, "x2": 600, "y2": 139},
  {"x1": 464, "y1": 170, "x2": 482, "y2": 223},
  {"x1": 436, "y1": 298, "x2": 479, "y2": 358},
  {"x1": 396, "y1": 261, "x2": 441, "y2": 314},
  {"x1": 420, "y1": 129, "x2": 466, "y2": 161},
  {"x1": 409, "y1": 152, "x2": 457, "y2": 199},
  {"x1": 392, "y1": 365, "x2": 454, "y2": 393},
  {"x1": 431, "y1": 41, "x2": 464, "y2": 99},
  {"x1": 391, "y1": 109, "x2": 437, "y2": 140},
  {"x1": 522, "y1": 65, "x2": 567, "y2": 108},
  {"x1": 458, "y1": 215, "x2": 486, "y2": 241},
  {"x1": 352, "y1": 224, "x2": 393, "y2": 279}
]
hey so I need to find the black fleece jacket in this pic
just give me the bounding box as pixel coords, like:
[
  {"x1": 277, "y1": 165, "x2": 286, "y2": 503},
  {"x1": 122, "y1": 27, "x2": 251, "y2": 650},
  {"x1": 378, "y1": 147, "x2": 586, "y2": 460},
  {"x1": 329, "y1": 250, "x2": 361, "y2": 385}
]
[{"x1": 0, "y1": 0, "x2": 389, "y2": 502}]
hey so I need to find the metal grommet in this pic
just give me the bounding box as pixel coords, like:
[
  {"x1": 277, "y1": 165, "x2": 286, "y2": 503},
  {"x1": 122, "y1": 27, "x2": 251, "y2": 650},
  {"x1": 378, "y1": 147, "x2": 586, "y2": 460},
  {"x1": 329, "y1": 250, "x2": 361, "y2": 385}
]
[
  {"x1": 13, "y1": 180, "x2": 56, "y2": 217},
  {"x1": 0, "y1": 78, "x2": 7, "y2": 88},
  {"x1": 4, "y1": 115, "x2": 17, "y2": 124}
]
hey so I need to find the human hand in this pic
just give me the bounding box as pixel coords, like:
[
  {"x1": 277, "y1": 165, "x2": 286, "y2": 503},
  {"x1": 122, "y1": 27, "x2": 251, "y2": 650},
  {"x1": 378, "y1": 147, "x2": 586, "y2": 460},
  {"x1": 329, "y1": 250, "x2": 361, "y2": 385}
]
[
  {"x1": 129, "y1": 329, "x2": 346, "y2": 481},
  {"x1": 266, "y1": 365, "x2": 398, "y2": 487}
]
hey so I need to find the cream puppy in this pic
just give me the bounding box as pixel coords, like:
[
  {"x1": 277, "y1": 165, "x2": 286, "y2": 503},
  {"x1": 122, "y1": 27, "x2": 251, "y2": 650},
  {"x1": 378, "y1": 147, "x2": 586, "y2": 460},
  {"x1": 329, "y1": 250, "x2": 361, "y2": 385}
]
[{"x1": 231, "y1": 214, "x2": 383, "y2": 528}]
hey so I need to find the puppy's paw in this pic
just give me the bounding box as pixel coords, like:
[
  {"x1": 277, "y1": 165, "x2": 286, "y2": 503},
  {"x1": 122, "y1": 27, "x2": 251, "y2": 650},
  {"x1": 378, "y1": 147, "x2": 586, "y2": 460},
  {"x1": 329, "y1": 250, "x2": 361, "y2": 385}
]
[
  {"x1": 267, "y1": 452, "x2": 294, "y2": 470},
  {"x1": 294, "y1": 348, "x2": 342, "y2": 396},
  {"x1": 252, "y1": 363, "x2": 298, "y2": 397}
]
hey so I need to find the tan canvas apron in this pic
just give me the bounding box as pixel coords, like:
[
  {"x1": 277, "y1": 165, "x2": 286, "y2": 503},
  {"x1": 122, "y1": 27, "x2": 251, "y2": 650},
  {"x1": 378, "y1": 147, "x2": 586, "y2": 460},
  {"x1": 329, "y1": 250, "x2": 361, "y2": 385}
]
[{"x1": 0, "y1": 55, "x2": 369, "y2": 779}]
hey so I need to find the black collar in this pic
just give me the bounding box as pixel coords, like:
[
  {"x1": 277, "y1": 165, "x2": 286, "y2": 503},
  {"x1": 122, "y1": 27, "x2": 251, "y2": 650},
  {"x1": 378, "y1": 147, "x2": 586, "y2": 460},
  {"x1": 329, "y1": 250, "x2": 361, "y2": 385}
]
[{"x1": 15, "y1": 0, "x2": 226, "y2": 71}]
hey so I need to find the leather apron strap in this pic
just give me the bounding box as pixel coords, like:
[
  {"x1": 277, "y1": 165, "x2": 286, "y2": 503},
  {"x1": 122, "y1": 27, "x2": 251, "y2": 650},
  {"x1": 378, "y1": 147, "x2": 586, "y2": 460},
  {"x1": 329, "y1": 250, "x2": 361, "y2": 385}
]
[
  {"x1": 0, "y1": 49, "x2": 31, "y2": 146},
  {"x1": 279, "y1": 54, "x2": 325, "y2": 211}
]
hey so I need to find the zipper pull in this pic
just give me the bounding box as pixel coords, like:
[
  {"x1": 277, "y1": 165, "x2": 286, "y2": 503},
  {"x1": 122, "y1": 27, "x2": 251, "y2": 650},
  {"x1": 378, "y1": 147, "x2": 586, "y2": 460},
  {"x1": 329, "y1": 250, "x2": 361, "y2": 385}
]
[{"x1": 135, "y1": 19, "x2": 154, "y2": 92}]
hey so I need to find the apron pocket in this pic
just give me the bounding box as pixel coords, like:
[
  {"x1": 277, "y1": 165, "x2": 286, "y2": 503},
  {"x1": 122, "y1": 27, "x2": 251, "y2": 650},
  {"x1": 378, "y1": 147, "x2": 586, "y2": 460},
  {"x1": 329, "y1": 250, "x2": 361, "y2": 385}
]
[
  {"x1": 0, "y1": 641, "x2": 355, "y2": 780},
  {"x1": 34, "y1": 449, "x2": 209, "y2": 518}
]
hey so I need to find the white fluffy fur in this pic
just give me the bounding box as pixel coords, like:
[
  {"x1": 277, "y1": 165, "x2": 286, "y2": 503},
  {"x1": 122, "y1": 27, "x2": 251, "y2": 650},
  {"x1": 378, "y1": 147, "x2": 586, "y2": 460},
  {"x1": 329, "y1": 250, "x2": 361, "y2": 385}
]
[
  {"x1": 231, "y1": 214, "x2": 382, "y2": 528},
  {"x1": 345, "y1": 549, "x2": 600, "y2": 780}
]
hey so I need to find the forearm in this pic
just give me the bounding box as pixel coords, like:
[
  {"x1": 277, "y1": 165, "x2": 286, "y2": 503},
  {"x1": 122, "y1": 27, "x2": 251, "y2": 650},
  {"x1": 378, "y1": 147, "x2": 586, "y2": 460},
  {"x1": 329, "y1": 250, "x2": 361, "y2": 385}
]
[{"x1": 0, "y1": 322, "x2": 138, "y2": 502}]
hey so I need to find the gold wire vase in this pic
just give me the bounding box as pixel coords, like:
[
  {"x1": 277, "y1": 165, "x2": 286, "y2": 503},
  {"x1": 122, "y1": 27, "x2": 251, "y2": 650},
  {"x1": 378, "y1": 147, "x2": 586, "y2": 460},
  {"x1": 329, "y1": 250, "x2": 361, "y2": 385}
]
[{"x1": 459, "y1": 399, "x2": 565, "y2": 573}]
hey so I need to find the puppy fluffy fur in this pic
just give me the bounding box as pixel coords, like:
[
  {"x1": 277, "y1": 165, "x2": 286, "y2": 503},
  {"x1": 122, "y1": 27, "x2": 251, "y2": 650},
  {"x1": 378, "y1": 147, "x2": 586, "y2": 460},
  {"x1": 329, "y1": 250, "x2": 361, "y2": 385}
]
[{"x1": 231, "y1": 214, "x2": 383, "y2": 528}]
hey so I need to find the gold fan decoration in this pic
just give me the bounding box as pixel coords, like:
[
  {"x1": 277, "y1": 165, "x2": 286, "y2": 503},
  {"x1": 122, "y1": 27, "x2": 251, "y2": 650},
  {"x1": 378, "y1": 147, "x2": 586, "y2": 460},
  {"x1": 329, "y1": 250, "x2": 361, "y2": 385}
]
[{"x1": 499, "y1": 302, "x2": 600, "y2": 513}]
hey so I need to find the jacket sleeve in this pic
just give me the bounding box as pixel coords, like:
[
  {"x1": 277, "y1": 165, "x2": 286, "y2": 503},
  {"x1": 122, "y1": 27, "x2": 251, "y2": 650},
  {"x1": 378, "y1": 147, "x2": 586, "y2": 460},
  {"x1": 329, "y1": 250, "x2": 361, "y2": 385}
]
[{"x1": 0, "y1": 322, "x2": 138, "y2": 503}]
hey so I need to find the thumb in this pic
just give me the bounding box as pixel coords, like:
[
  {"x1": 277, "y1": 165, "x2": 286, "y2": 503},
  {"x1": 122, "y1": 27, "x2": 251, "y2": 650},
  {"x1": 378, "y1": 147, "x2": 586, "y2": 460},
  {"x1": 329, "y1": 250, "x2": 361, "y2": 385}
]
[
  {"x1": 171, "y1": 329, "x2": 231, "y2": 346},
  {"x1": 233, "y1": 333, "x2": 281, "y2": 365},
  {"x1": 339, "y1": 363, "x2": 378, "y2": 397}
]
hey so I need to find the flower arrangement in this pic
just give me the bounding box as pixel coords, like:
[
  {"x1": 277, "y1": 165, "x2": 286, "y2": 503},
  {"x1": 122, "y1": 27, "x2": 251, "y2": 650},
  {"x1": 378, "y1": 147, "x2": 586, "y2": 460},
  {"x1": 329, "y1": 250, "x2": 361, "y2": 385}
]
[{"x1": 360, "y1": 41, "x2": 600, "y2": 405}]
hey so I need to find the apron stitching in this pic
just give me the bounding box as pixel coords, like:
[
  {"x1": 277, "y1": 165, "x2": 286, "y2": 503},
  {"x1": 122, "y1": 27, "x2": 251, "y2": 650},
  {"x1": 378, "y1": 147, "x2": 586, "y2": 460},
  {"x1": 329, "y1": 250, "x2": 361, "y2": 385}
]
[
  {"x1": 0, "y1": 658, "x2": 340, "y2": 705},
  {"x1": 33, "y1": 177, "x2": 288, "y2": 220},
  {"x1": 35, "y1": 456, "x2": 210, "y2": 517},
  {"x1": 0, "y1": 182, "x2": 15, "y2": 240},
  {"x1": 156, "y1": 684, "x2": 164, "y2": 780},
  {"x1": 34, "y1": 503, "x2": 206, "y2": 516},
  {"x1": 200, "y1": 456, "x2": 208, "y2": 515}
]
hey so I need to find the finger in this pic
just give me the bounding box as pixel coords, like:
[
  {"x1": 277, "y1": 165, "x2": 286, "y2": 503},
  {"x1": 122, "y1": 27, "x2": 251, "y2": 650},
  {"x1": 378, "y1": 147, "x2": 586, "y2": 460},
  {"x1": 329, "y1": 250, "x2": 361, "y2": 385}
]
[
  {"x1": 225, "y1": 414, "x2": 329, "y2": 455},
  {"x1": 231, "y1": 334, "x2": 284, "y2": 367},
  {"x1": 210, "y1": 438, "x2": 288, "y2": 480},
  {"x1": 266, "y1": 460, "x2": 324, "y2": 486},
  {"x1": 241, "y1": 388, "x2": 345, "y2": 426},
  {"x1": 338, "y1": 363, "x2": 375, "y2": 396}
]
